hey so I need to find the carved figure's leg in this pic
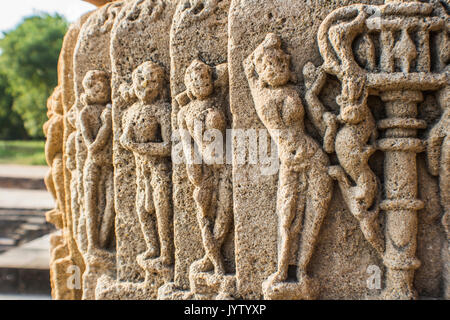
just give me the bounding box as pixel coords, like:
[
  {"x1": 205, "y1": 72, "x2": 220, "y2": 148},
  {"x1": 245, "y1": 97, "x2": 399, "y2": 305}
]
[
  {"x1": 84, "y1": 161, "x2": 101, "y2": 252},
  {"x1": 335, "y1": 127, "x2": 377, "y2": 206},
  {"x1": 193, "y1": 169, "x2": 222, "y2": 274},
  {"x1": 99, "y1": 166, "x2": 115, "y2": 248},
  {"x1": 151, "y1": 164, "x2": 173, "y2": 265},
  {"x1": 71, "y1": 174, "x2": 80, "y2": 241},
  {"x1": 271, "y1": 165, "x2": 299, "y2": 283},
  {"x1": 136, "y1": 165, "x2": 158, "y2": 260},
  {"x1": 213, "y1": 167, "x2": 233, "y2": 250},
  {"x1": 297, "y1": 156, "x2": 332, "y2": 277}
]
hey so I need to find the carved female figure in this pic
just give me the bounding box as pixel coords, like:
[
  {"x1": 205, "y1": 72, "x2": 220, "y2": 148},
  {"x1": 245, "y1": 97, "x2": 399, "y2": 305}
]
[
  {"x1": 120, "y1": 61, "x2": 173, "y2": 276},
  {"x1": 244, "y1": 33, "x2": 332, "y2": 299},
  {"x1": 177, "y1": 60, "x2": 232, "y2": 279},
  {"x1": 79, "y1": 70, "x2": 115, "y2": 256}
]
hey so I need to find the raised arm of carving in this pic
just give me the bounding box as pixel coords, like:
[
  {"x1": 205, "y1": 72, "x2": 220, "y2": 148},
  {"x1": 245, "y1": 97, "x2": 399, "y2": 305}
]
[
  {"x1": 119, "y1": 83, "x2": 137, "y2": 104},
  {"x1": 243, "y1": 53, "x2": 259, "y2": 89},
  {"x1": 89, "y1": 106, "x2": 112, "y2": 153},
  {"x1": 303, "y1": 62, "x2": 338, "y2": 153}
]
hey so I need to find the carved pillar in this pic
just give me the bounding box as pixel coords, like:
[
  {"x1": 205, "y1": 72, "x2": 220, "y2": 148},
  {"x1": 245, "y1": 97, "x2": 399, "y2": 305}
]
[
  {"x1": 315, "y1": 0, "x2": 448, "y2": 299},
  {"x1": 378, "y1": 90, "x2": 425, "y2": 299}
]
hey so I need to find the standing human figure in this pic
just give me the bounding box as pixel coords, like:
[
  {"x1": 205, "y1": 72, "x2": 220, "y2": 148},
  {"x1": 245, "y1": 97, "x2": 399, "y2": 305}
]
[
  {"x1": 79, "y1": 70, "x2": 115, "y2": 256},
  {"x1": 120, "y1": 61, "x2": 174, "y2": 275},
  {"x1": 177, "y1": 60, "x2": 232, "y2": 277},
  {"x1": 244, "y1": 34, "x2": 332, "y2": 299}
]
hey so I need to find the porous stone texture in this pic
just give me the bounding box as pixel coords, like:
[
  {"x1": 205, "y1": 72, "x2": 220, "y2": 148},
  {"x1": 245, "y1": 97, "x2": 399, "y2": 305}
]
[
  {"x1": 45, "y1": 12, "x2": 93, "y2": 300},
  {"x1": 159, "y1": 0, "x2": 235, "y2": 300},
  {"x1": 72, "y1": 1, "x2": 124, "y2": 299},
  {"x1": 95, "y1": 0, "x2": 177, "y2": 300},
  {"x1": 44, "y1": 0, "x2": 448, "y2": 300}
]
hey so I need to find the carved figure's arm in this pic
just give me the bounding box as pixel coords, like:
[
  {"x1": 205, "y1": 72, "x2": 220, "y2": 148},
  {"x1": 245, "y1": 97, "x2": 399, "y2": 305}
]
[
  {"x1": 89, "y1": 107, "x2": 112, "y2": 153},
  {"x1": 303, "y1": 62, "x2": 338, "y2": 153},
  {"x1": 177, "y1": 109, "x2": 203, "y2": 184},
  {"x1": 120, "y1": 120, "x2": 136, "y2": 152},
  {"x1": 156, "y1": 106, "x2": 172, "y2": 157},
  {"x1": 243, "y1": 54, "x2": 259, "y2": 90},
  {"x1": 80, "y1": 107, "x2": 95, "y2": 147}
]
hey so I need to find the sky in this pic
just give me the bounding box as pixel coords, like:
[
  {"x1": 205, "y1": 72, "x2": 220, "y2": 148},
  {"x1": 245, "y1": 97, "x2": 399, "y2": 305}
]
[{"x1": 0, "y1": 0, "x2": 96, "y2": 33}]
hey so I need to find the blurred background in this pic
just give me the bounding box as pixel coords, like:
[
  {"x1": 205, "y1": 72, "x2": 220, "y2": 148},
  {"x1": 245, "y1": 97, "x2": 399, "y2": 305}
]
[{"x1": 0, "y1": 0, "x2": 95, "y2": 300}]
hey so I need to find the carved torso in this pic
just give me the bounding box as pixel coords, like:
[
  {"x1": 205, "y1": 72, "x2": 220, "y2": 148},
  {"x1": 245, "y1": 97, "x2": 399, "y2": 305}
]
[{"x1": 251, "y1": 84, "x2": 321, "y2": 170}]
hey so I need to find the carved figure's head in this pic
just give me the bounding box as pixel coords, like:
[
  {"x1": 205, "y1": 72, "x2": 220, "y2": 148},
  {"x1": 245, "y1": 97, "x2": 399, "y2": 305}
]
[
  {"x1": 252, "y1": 33, "x2": 292, "y2": 87},
  {"x1": 132, "y1": 61, "x2": 166, "y2": 104},
  {"x1": 185, "y1": 59, "x2": 214, "y2": 100},
  {"x1": 82, "y1": 70, "x2": 111, "y2": 105}
]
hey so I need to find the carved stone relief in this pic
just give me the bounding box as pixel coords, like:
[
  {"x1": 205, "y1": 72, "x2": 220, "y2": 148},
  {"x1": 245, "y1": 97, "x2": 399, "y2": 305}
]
[
  {"x1": 156, "y1": 0, "x2": 233, "y2": 301},
  {"x1": 95, "y1": 0, "x2": 177, "y2": 300},
  {"x1": 72, "y1": 1, "x2": 123, "y2": 299},
  {"x1": 46, "y1": 0, "x2": 448, "y2": 300},
  {"x1": 244, "y1": 33, "x2": 333, "y2": 300},
  {"x1": 307, "y1": 0, "x2": 449, "y2": 299}
]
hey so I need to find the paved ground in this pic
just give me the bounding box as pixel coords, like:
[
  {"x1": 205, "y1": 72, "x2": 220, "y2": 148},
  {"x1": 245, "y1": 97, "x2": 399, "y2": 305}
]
[
  {"x1": 0, "y1": 234, "x2": 51, "y2": 270},
  {"x1": 0, "y1": 165, "x2": 48, "y2": 180},
  {"x1": 0, "y1": 188, "x2": 54, "y2": 210},
  {"x1": 0, "y1": 165, "x2": 53, "y2": 298}
]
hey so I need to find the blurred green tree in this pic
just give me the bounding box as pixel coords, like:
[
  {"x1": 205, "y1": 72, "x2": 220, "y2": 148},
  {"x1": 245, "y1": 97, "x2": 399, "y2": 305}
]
[
  {"x1": 0, "y1": 13, "x2": 68, "y2": 139},
  {"x1": 0, "y1": 72, "x2": 27, "y2": 140}
]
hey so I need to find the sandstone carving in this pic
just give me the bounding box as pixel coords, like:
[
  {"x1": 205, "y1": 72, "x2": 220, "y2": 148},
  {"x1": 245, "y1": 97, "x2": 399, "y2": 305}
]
[
  {"x1": 119, "y1": 61, "x2": 174, "y2": 282},
  {"x1": 95, "y1": 0, "x2": 177, "y2": 300},
  {"x1": 72, "y1": 1, "x2": 123, "y2": 299},
  {"x1": 44, "y1": 86, "x2": 68, "y2": 298},
  {"x1": 157, "y1": 0, "x2": 233, "y2": 300},
  {"x1": 175, "y1": 60, "x2": 233, "y2": 299},
  {"x1": 45, "y1": 0, "x2": 448, "y2": 300},
  {"x1": 79, "y1": 70, "x2": 116, "y2": 299},
  {"x1": 244, "y1": 34, "x2": 332, "y2": 300},
  {"x1": 310, "y1": 0, "x2": 449, "y2": 299}
]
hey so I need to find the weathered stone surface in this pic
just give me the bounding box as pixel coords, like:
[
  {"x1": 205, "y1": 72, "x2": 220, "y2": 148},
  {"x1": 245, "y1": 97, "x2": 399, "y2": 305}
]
[
  {"x1": 95, "y1": 0, "x2": 177, "y2": 300},
  {"x1": 159, "y1": 0, "x2": 235, "y2": 300},
  {"x1": 45, "y1": 0, "x2": 448, "y2": 300},
  {"x1": 72, "y1": 1, "x2": 124, "y2": 299},
  {"x1": 230, "y1": 0, "x2": 448, "y2": 299}
]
